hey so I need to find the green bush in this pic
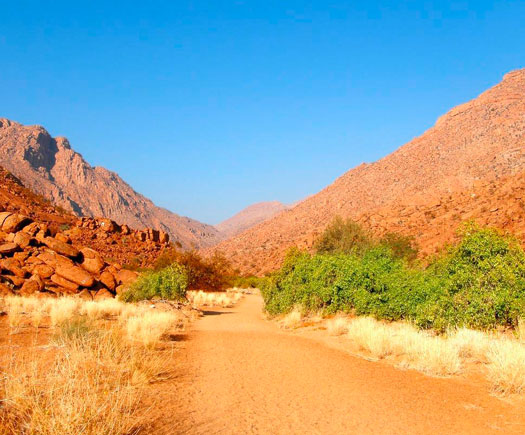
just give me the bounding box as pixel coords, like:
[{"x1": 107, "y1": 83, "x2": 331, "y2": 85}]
[
  {"x1": 232, "y1": 275, "x2": 268, "y2": 289},
  {"x1": 153, "y1": 249, "x2": 233, "y2": 291},
  {"x1": 314, "y1": 216, "x2": 372, "y2": 255},
  {"x1": 261, "y1": 225, "x2": 525, "y2": 331},
  {"x1": 120, "y1": 264, "x2": 188, "y2": 302},
  {"x1": 379, "y1": 232, "x2": 419, "y2": 262}
]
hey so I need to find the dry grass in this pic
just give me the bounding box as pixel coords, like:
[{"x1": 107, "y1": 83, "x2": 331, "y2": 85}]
[
  {"x1": 486, "y1": 338, "x2": 525, "y2": 395},
  {"x1": 49, "y1": 298, "x2": 80, "y2": 326},
  {"x1": 0, "y1": 296, "x2": 186, "y2": 433},
  {"x1": 1, "y1": 325, "x2": 137, "y2": 434},
  {"x1": 186, "y1": 290, "x2": 243, "y2": 308},
  {"x1": 347, "y1": 317, "x2": 396, "y2": 360},
  {"x1": 449, "y1": 328, "x2": 493, "y2": 362},
  {"x1": 281, "y1": 307, "x2": 303, "y2": 329},
  {"x1": 334, "y1": 315, "x2": 525, "y2": 387},
  {"x1": 126, "y1": 311, "x2": 183, "y2": 347},
  {"x1": 326, "y1": 316, "x2": 350, "y2": 336},
  {"x1": 395, "y1": 326, "x2": 461, "y2": 376}
]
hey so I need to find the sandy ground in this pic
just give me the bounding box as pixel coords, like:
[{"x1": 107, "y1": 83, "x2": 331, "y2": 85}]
[{"x1": 142, "y1": 294, "x2": 525, "y2": 434}]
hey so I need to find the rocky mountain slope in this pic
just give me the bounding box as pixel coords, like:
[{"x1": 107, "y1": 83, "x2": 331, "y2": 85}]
[
  {"x1": 210, "y1": 69, "x2": 525, "y2": 275},
  {"x1": 0, "y1": 165, "x2": 173, "y2": 298},
  {"x1": 0, "y1": 118, "x2": 220, "y2": 249},
  {"x1": 215, "y1": 201, "x2": 289, "y2": 239}
]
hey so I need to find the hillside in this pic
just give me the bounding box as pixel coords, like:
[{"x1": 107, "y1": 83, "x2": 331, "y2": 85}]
[
  {"x1": 0, "y1": 118, "x2": 220, "y2": 249},
  {"x1": 215, "y1": 201, "x2": 289, "y2": 239},
  {"x1": 210, "y1": 69, "x2": 525, "y2": 275}
]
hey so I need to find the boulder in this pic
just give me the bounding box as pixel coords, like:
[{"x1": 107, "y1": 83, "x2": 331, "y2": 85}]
[
  {"x1": 55, "y1": 261, "x2": 95, "y2": 288},
  {"x1": 115, "y1": 284, "x2": 128, "y2": 296},
  {"x1": 94, "y1": 288, "x2": 114, "y2": 300},
  {"x1": 121, "y1": 225, "x2": 131, "y2": 235},
  {"x1": 0, "y1": 242, "x2": 19, "y2": 255},
  {"x1": 41, "y1": 237, "x2": 80, "y2": 258},
  {"x1": 100, "y1": 270, "x2": 116, "y2": 291},
  {"x1": 106, "y1": 264, "x2": 121, "y2": 275},
  {"x1": 33, "y1": 264, "x2": 54, "y2": 279},
  {"x1": 13, "y1": 232, "x2": 32, "y2": 249},
  {"x1": 0, "y1": 258, "x2": 27, "y2": 278},
  {"x1": 116, "y1": 269, "x2": 139, "y2": 286},
  {"x1": 80, "y1": 248, "x2": 105, "y2": 274},
  {"x1": 20, "y1": 277, "x2": 42, "y2": 295},
  {"x1": 55, "y1": 233, "x2": 71, "y2": 244},
  {"x1": 22, "y1": 222, "x2": 41, "y2": 237},
  {"x1": 37, "y1": 251, "x2": 58, "y2": 267},
  {"x1": 50, "y1": 274, "x2": 80, "y2": 291},
  {"x1": 4, "y1": 275, "x2": 25, "y2": 287},
  {"x1": 26, "y1": 256, "x2": 44, "y2": 266},
  {"x1": 77, "y1": 289, "x2": 93, "y2": 301},
  {"x1": 0, "y1": 212, "x2": 12, "y2": 229},
  {"x1": 13, "y1": 251, "x2": 31, "y2": 262},
  {"x1": 98, "y1": 218, "x2": 119, "y2": 233},
  {"x1": 1, "y1": 214, "x2": 32, "y2": 233}
]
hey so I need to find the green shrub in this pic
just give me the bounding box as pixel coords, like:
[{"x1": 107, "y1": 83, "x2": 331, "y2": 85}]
[
  {"x1": 379, "y1": 232, "x2": 419, "y2": 262},
  {"x1": 153, "y1": 249, "x2": 233, "y2": 291},
  {"x1": 314, "y1": 216, "x2": 372, "y2": 255},
  {"x1": 120, "y1": 264, "x2": 188, "y2": 302},
  {"x1": 232, "y1": 275, "x2": 268, "y2": 289},
  {"x1": 261, "y1": 224, "x2": 525, "y2": 331}
]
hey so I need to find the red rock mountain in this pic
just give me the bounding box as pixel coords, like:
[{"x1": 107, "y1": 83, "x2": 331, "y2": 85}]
[
  {"x1": 215, "y1": 201, "x2": 289, "y2": 239},
  {"x1": 0, "y1": 119, "x2": 220, "y2": 249},
  {"x1": 210, "y1": 69, "x2": 525, "y2": 275}
]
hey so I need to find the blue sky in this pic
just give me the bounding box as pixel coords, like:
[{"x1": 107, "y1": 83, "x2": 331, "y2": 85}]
[{"x1": 1, "y1": 1, "x2": 524, "y2": 224}]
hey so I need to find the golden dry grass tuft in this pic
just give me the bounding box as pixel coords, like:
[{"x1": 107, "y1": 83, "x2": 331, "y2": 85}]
[
  {"x1": 281, "y1": 307, "x2": 303, "y2": 329},
  {"x1": 126, "y1": 310, "x2": 183, "y2": 347},
  {"x1": 186, "y1": 289, "x2": 243, "y2": 308},
  {"x1": 333, "y1": 315, "x2": 525, "y2": 387},
  {"x1": 486, "y1": 338, "x2": 525, "y2": 394},
  {"x1": 0, "y1": 296, "x2": 187, "y2": 433},
  {"x1": 326, "y1": 316, "x2": 350, "y2": 336}
]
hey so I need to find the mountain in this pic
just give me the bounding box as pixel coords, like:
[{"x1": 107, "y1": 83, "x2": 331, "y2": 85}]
[
  {"x1": 215, "y1": 201, "x2": 289, "y2": 239},
  {"x1": 210, "y1": 69, "x2": 525, "y2": 275},
  {"x1": 0, "y1": 118, "x2": 220, "y2": 249}
]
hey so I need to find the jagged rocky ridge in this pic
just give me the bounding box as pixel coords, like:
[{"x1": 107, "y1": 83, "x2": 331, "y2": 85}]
[{"x1": 0, "y1": 118, "x2": 220, "y2": 249}]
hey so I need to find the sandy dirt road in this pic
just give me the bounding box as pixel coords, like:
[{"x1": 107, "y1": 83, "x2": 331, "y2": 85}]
[{"x1": 152, "y1": 294, "x2": 525, "y2": 434}]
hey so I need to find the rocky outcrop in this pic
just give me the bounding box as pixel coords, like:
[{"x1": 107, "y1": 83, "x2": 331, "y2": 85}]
[
  {"x1": 215, "y1": 201, "x2": 289, "y2": 239},
  {"x1": 209, "y1": 69, "x2": 525, "y2": 275},
  {"x1": 0, "y1": 118, "x2": 220, "y2": 249},
  {"x1": 0, "y1": 211, "x2": 148, "y2": 299}
]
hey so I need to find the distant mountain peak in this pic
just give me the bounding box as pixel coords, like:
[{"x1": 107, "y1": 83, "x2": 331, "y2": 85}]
[
  {"x1": 215, "y1": 201, "x2": 289, "y2": 239},
  {"x1": 0, "y1": 118, "x2": 220, "y2": 249}
]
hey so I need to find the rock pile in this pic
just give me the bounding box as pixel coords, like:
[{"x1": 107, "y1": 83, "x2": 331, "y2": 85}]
[
  {"x1": 75, "y1": 217, "x2": 170, "y2": 245},
  {"x1": 0, "y1": 212, "x2": 156, "y2": 299}
]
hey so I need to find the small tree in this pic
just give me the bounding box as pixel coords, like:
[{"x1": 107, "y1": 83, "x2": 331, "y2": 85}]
[{"x1": 314, "y1": 216, "x2": 372, "y2": 255}]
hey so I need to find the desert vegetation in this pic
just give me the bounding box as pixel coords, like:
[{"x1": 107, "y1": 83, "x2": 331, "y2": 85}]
[
  {"x1": 153, "y1": 249, "x2": 234, "y2": 291},
  {"x1": 263, "y1": 218, "x2": 525, "y2": 393},
  {"x1": 0, "y1": 296, "x2": 187, "y2": 434},
  {"x1": 281, "y1": 310, "x2": 525, "y2": 393},
  {"x1": 263, "y1": 220, "x2": 525, "y2": 331},
  {"x1": 186, "y1": 289, "x2": 243, "y2": 308},
  {"x1": 120, "y1": 263, "x2": 189, "y2": 302}
]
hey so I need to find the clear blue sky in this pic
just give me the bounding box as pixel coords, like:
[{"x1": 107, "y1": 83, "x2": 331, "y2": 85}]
[{"x1": 1, "y1": 1, "x2": 523, "y2": 224}]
